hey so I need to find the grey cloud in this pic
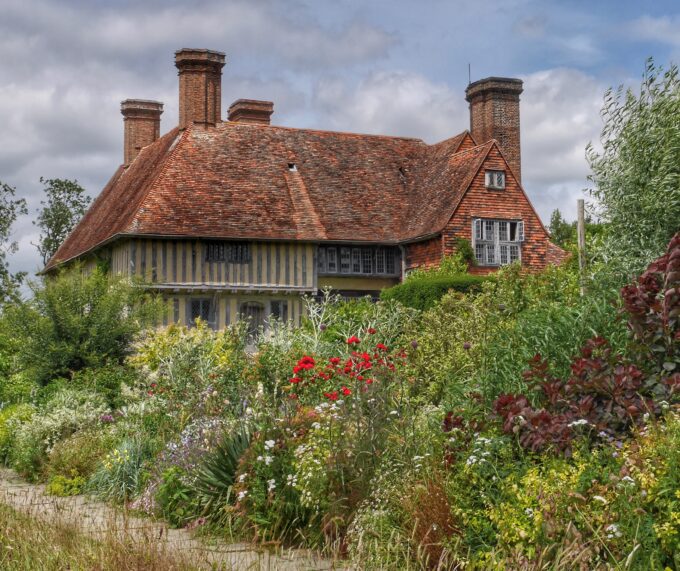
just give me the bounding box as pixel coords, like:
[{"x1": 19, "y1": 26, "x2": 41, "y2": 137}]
[{"x1": 627, "y1": 15, "x2": 680, "y2": 47}]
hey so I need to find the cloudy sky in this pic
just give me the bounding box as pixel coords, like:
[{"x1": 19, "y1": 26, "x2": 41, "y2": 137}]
[{"x1": 1, "y1": 0, "x2": 679, "y2": 278}]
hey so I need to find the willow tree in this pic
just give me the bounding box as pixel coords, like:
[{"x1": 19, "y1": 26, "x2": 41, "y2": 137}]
[{"x1": 587, "y1": 59, "x2": 680, "y2": 274}]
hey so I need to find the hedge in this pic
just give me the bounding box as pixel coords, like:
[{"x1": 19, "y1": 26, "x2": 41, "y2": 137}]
[{"x1": 380, "y1": 274, "x2": 488, "y2": 311}]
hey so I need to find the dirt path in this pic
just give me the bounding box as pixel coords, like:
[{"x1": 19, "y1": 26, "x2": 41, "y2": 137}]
[{"x1": 0, "y1": 468, "x2": 342, "y2": 570}]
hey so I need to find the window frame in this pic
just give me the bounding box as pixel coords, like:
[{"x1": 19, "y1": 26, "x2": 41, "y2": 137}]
[
  {"x1": 316, "y1": 245, "x2": 400, "y2": 277},
  {"x1": 485, "y1": 170, "x2": 506, "y2": 190},
  {"x1": 205, "y1": 241, "x2": 251, "y2": 264},
  {"x1": 472, "y1": 218, "x2": 524, "y2": 267}
]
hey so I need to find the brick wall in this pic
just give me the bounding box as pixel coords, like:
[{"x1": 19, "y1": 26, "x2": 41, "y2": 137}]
[
  {"x1": 404, "y1": 236, "x2": 443, "y2": 271},
  {"x1": 443, "y1": 145, "x2": 555, "y2": 274}
]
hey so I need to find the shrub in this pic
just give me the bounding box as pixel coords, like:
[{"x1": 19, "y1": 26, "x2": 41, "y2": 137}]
[
  {"x1": 9, "y1": 389, "x2": 108, "y2": 480},
  {"x1": 154, "y1": 467, "x2": 199, "y2": 527},
  {"x1": 45, "y1": 473, "x2": 87, "y2": 497},
  {"x1": 494, "y1": 235, "x2": 680, "y2": 455},
  {"x1": 380, "y1": 273, "x2": 488, "y2": 311},
  {"x1": 46, "y1": 429, "x2": 116, "y2": 480},
  {"x1": 129, "y1": 321, "x2": 248, "y2": 422},
  {"x1": 4, "y1": 267, "x2": 160, "y2": 386},
  {"x1": 0, "y1": 403, "x2": 34, "y2": 463}
]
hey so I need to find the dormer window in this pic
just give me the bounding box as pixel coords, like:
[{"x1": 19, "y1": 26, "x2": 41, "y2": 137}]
[{"x1": 485, "y1": 170, "x2": 506, "y2": 190}]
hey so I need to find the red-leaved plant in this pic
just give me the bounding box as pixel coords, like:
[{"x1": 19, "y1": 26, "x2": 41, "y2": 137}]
[{"x1": 494, "y1": 232, "x2": 680, "y2": 455}]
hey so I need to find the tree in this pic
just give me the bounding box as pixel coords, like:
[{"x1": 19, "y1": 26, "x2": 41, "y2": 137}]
[
  {"x1": 0, "y1": 181, "x2": 28, "y2": 305},
  {"x1": 4, "y1": 266, "x2": 161, "y2": 385},
  {"x1": 33, "y1": 178, "x2": 91, "y2": 267},
  {"x1": 587, "y1": 59, "x2": 680, "y2": 274},
  {"x1": 548, "y1": 209, "x2": 575, "y2": 247}
]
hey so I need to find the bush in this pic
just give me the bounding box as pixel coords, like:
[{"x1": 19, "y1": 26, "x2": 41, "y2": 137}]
[
  {"x1": 45, "y1": 474, "x2": 87, "y2": 497},
  {"x1": 46, "y1": 429, "x2": 116, "y2": 481},
  {"x1": 4, "y1": 267, "x2": 160, "y2": 386},
  {"x1": 0, "y1": 403, "x2": 34, "y2": 463},
  {"x1": 9, "y1": 389, "x2": 108, "y2": 480},
  {"x1": 381, "y1": 273, "x2": 488, "y2": 311}
]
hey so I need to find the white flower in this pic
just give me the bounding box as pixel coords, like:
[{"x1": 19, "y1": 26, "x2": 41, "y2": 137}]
[
  {"x1": 605, "y1": 523, "x2": 622, "y2": 538},
  {"x1": 238, "y1": 474, "x2": 247, "y2": 483},
  {"x1": 620, "y1": 476, "x2": 635, "y2": 487},
  {"x1": 593, "y1": 495, "x2": 608, "y2": 504},
  {"x1": 524, "y1": 508, "x2": 534, "y2": 517},
  {"x1": 264, "y1": 455, "x2": 273, "y2": 465},
  {"x1": 311, "y1": 422, "x2": 321, "y2": 430},
  {"x1": 237, "y1": 490, "x2": 248, "y2": 501},
  {"x1": 267, "y1": 479, "x2": 276, "y2": 492},
  {"x1": 466, "y1": 455, "x2": 478, "y2": 466},
  {"x1": 389, "y1": 410, "x2": 399, "y2": 416},
  {"x1": 568, "y1": 419, "x2": 591, "y2": 428},
  {"x1": 264, "y1": 440, "x2": 276, "y2": 450},
  {"x1": 256, "y1": 455, "x2": 264, "y2": 462},
  {"x1": 643, "y1": 413, "x2": 650, "y2": 422}
]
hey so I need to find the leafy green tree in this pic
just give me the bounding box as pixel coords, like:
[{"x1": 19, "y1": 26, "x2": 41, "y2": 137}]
[
  {"x1": 4, "y1": 267, "x2": 161, "y2": 385},
  {"x1": 587, "y1": 59, "x2": 680, "y2": 273},
  {"x1": 548, "y1": 209, "x2": 575, "y2": 247},
  {"x1": 33, "y1": 178, "x2": 91, "y2": 267},
  {"x1": 0, "y1": 181, "x2": 28, "y2": 305}
]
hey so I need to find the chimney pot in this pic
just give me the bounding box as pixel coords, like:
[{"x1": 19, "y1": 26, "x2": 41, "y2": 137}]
[
  {"x1": 121, "y1": 99, "x2": 163, "y2": 166},
  {"x1": 175, "y1": 48, "x2": 226, "y2": 129},
  {"x1": 465, "y1": 77, "x2": 523, "y2": 182},
  {"x1": 228, "y1": 99, "x2": 274, "y2": 125}
]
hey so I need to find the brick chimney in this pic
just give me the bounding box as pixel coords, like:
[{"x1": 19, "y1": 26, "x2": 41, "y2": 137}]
[
  {"x1": 121, "y1": 99, "x2": 163, "y2": 166},
  {"x1": 227, "y1": 99, "x2": 274, "y2": 125},
  {"x1": 465, "y1": 77, "x2": 523, "y2": 182},
  {"x1": 175, "y1": 48, "x2": 226, "y2": 129}
]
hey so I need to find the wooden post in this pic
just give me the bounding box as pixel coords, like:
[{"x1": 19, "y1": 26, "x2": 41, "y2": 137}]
[{"x1": 577, "y1": 199, "x2": 586, "y2": 295}]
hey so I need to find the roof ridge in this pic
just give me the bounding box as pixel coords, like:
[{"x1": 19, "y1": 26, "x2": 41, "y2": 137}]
[{"x1": 221, "y1": 121, "x2": 426, "y2": 143}]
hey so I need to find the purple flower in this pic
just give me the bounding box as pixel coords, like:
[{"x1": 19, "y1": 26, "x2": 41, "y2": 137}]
[
  {"x1": 319, "y1": 323, "x2": 327, "y2": 331},
  {"x1": 463, "y1": 342, "x2": 472, "y2": 351},
  {"x1": 410, "y1": 340, "x2": 419, "y2": 349},
  {"x1": 99, "y1": 414, "x2": 115, "y2": 424}
]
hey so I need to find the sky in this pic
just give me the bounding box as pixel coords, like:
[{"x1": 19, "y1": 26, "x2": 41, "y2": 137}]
[{"x1": 1, "y1": 0, "x2": 679, "y2": 279}]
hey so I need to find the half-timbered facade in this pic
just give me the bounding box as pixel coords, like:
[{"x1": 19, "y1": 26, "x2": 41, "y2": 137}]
[{"x1": 45, "y1": 48, "x2": 566, "y2": 329}]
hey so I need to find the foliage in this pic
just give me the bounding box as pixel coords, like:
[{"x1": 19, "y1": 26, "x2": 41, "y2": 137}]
[
  {"x1": 380, "y1": 273, "x2": 488, "y2": 311},
  {"x1": 33, "y1": 177, "x2": 91, "y2": 267},
  {"x1": 46, "y1": 473, "x2": 87, "y2": 497},
  {"x1": 587, "y1": 59, "x2": 680, "y2": 274},
  {"x1": 9, "y1": 389, "x2": 108, "y2": 480},
  {"x1": 0, "y1": 403, "x2": 34, "y2": 463},
  {"x1": 0, "y1": 181, "x2": 28, "y2": 305},
  {"x1": 46, "y1": 429, "x2": 116, "y2": 481},
  {"x1": 129, "y1": 321, "x2": 248, "y2": 422},
  {"x1": 154, "y1": 467, "x2": 199, "y2": 527},
  {"x1": 5, "y1": 267, "x2": 160, "y2": 386},
  {"x1": 88, "y1": 437, "x2": 155, "y2": 503},
  {"x1": 193, "y1": 425, "x2": 252, "y2": 525},
  {"x1": 494, "y1": 237, "x2": 680, "y2": 455}
]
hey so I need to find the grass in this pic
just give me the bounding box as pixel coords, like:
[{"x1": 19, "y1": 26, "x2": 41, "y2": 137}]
[{"x1": 0, "y1": 502, "x2": 205, "y2": 570}]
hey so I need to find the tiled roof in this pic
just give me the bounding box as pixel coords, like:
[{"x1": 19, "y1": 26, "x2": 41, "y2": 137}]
[{"x1": 46, "y1": 122, "x2": 490, "y2": 269}]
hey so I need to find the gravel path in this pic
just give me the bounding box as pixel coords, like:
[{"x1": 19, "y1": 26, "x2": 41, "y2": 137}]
[{"x1": 0, "y1": 468, "x2": 342, "y2": 570}]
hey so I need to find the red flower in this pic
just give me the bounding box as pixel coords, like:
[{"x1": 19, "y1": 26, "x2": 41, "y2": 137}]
[
  {"x1": 289, "y1": 377, "x2": 301, "y2": 384},
  {"x1": 376, "y1": 343, "x2": 388, "y2": 351},
  {"x1": 367, "y1": 328, "x2": 377, "y2": 335},
  {"x1": 324, "y1": 391, "x2": 339, "y2": 401},
  {"x1": 347, "y1": 336, "x2": 361, "y2": 345},
  {"x1": 150, "y1": 382, "x2": 157, "y2": 388},
  {"x1": 329, "y1": 357, "x2": 341, "y2": 366},
  {"x1": 366, "y1": 378, "x2": 375, "y2": 385},
  {"x1": 296, "y1": 355, "x2": 316, "y2": 370},
  {"x1": 341, "y1": 386, "x2": 352, "y2": 396}
]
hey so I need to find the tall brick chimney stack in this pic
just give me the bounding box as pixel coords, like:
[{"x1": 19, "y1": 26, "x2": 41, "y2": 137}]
[
  {"x1": 465, "y1": 77, "x2": 523, "y2": 182},
  {"x1": 175, "y1": 48, "x2": 226, "y2": 129},
  {"x1": 121, "y1": 99, "x2": 163, "y2": 166}
]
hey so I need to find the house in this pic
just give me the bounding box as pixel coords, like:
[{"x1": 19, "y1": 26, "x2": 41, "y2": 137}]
[{"x1": 45, "y1": 48, "x2": 567, "y2": 331}]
